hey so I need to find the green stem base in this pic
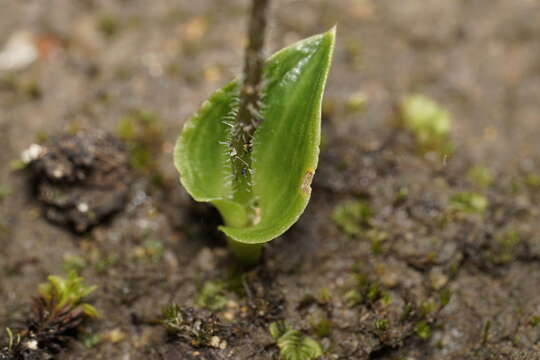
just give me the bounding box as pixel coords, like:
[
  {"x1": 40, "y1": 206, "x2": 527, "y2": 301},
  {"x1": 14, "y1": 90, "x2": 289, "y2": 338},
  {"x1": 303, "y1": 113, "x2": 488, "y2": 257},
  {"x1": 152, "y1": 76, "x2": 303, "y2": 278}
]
[{"x1": 227, "y1": 237, "x2": 263, "y2": 268}]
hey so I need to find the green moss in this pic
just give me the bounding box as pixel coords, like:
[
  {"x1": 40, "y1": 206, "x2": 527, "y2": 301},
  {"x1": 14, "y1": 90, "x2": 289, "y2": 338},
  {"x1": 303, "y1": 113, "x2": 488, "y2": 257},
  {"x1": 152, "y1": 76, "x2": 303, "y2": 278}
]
[
  {"x1": 467, "y1": 165, "x2": 493, "y2": 189},
  {"x1": 317, "y1": 287, "x2": 332, "y2": 304},
  {"x1": 344, "y1": 289, "x2": 362, "y2": 307},
  {"x1": 160, "y1": 304, "x2": 223, "y2": 347},
  {"x1": 450, "y1": 192, "x2": 488, "y2": 214},
  {"x1": 345, "y1": 91, "x2": 367, "y2": 113},
  {"x1": 94, "y1": 254, "x2": 118, "y2": 274},
  {"x1": 400, "y1": 303, "x2": 413, "y2": 322},
  {"x1": 366, "y1": 283, "x2": 381, "y2": 302},
  {"x1": 439, "y1": 289, "x2": 452, "y2": 308},
  {"x1": 62, "y1": 254, "x2": 87, "y2": 274},
  {"x1": 525, "y1": 174, "x2": 540, "y2": 188},
  {"x1": 368, "y1": 229, "x2": 388, "y2": 255},
  {"x1": 374, "y1": 319, "x2": 389, "y2": 331},
  {"x1": 414, "y1": 321, "x2": 432, "y2": 340},
  {"x1": 141, "y1": 240, "x2": 165, "y2": 262},
  {"x1": 344, "y1": 273, "x2": 388, "y2": 307},
  {"x1": 491, "y1": 230, "x2": 520, "y2": 264},
  {"x1": 419, "y1": 300, "x2": 438, "y2": 317},
  {"x1": 196, "y1": 281, "x2": 228, "y2": 312},
  {"x1": 98, "y1": 14, "x2": 121, "y2": 39},
  {"x1": 311, "y1": 315, "x2": 332, "y2": 337},
  {"x1": 332, "y1": 199, "x2": 371, "y2": 236},
  {"x1": 529, "y1": 316, "x2": 540, "y2": 327},
  {"x1": 400, "y1": 94, "x2": 452, "y2": 153},
  {"x1": 269, "y1": 321, "x2": 323, "y2": 360},
  {"x1": 82, "y1": 333, "x2": 103, "y2": 348}
]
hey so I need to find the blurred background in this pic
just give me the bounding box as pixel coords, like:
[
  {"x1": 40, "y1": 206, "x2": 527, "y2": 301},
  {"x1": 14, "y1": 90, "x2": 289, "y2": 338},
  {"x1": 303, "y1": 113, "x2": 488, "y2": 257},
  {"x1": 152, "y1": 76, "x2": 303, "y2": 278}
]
[
  {"x1": 1, "y1": 0, "x2": 539, "y2": 171},
  {"x1": 1, "y1": 1, "x2": 540, "y2": 359}
]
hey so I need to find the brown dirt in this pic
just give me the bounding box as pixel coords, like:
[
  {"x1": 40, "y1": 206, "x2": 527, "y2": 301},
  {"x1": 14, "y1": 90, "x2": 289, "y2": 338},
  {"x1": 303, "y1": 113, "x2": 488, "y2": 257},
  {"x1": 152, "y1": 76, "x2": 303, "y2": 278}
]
[{"x1": 1, "y1": 0, "x2": 540, "y2": 359}]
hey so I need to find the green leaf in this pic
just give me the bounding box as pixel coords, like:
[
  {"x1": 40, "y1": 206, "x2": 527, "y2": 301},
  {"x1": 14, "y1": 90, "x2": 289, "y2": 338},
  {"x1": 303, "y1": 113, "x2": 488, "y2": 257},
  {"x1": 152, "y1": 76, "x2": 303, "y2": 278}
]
[
  {"x1": 269, "y1": 322, "x2": 323, "y2": 360},
  {"x1": 174, "y1": 81, "x2": 239, "y2": 204},
  {"x1": 175, "y1": 28, "x2": 335, "y2": 246},
  {"x1": 225, "y1": 28, "x2": 335, "y2": 243}
]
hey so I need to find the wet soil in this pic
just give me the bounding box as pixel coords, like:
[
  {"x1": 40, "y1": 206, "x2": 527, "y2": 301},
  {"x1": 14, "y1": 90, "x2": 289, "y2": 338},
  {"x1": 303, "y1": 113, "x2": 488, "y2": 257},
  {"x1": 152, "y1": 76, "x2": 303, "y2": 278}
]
[{"x1": 1, "y1": 0, "x2": 540, "y2": 359}]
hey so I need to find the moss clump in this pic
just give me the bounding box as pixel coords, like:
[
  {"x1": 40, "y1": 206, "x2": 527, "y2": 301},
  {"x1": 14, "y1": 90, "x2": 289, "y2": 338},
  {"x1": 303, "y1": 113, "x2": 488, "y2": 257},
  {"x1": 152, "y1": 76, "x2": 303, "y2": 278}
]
[
  {"x1": 133, "y1": 240, "x2": 165, "y2": 262},
  {"x1": 62, "y1": 254, "x2": 88, "y2": 274},
  {"x1": 467, "y1": 165, "x2": 493, "y2": 189},
  {"x1": 490, "y1": 230, "x2": 521, "y2": 264},
  {"x1": 161, "y1": 305, "x2": 227, "y2": 348},
  {"x1": 196, "y1": 281, "x2": 228, "y2": 312},
  {"x1": 311, "y1": 315, "x2": 332, "y2": 338},
  {"x1": 332, "y1": 199, "x2": 372, "y2": 237},
  {"x1": 98, "y1": 14, "x2": 121, "y2": 39},
  {"x1": 374, "y1": 318, "x2": 389, "y2": 331},
  {"x1": 415, "y1": 321, "x2": 432, "y2": 340},
  {"x1": 524, "y1": 174, "x2": 540, "y2": 188},
  {"x1": 344, "y1": 273, "x2": 388, "y2": 308},
  {"x1": 529, "y1": 316, "x2": 540, "y2": 327},
  {"x1": 400, "y1": 94, "x2": 452, "y2": 152},
  {"x1": 345, "y1": 91, "x2": 367, "y2": 113},
  {"x1": 269, "y1": 321, "x2": 323, "y2": 360},
  {"x1": 450, "y1": 192, "x2": 488, "y2": 214}
]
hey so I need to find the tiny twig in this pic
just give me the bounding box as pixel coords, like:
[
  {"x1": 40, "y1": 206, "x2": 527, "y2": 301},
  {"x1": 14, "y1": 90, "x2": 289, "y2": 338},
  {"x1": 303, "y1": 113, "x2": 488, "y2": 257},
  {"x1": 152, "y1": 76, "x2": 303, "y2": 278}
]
[{"x1": 231, "y1": 0, "x2": 271, "y2": 199}]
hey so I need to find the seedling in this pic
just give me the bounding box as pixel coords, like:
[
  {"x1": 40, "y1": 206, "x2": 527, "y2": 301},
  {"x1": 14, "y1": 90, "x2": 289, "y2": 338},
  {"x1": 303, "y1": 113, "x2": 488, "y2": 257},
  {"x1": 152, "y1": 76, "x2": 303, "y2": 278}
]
[
  {"x1": 174, "y1": 13, "x2": 335, "y2": 264},
  {"x1": 0, "y1": 273, "x2": 98, "y2": 358},
  {"x1": 269, "y1": 321, "x2": 323, "y2": 360},
  {"x1": 196, "y1": 281, "x2": 228, "y2": 312},
  {"x1": 449, "y1": 191, "x2": 488, "y2": 214},
  {"x1": 400, "y1": 94, "x2": 451, "y2": 152},
  {"x1": 37, "y1": 272, "x2": 99, "y2": 319},
  {"x1": 332, "y1": 198, "x2": 371, "y2": 237}
]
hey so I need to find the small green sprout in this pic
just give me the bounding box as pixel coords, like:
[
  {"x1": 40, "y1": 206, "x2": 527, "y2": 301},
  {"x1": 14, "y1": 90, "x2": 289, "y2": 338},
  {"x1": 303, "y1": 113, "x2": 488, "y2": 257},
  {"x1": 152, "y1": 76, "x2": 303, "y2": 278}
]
[
  {"x1": 332, "y1": 199, "x2": 371, "y2": 237},
  {"x1": 345, "y1": 91, "x2": 367, "y2": 113},
  {"x1": 62, "y1": 254, "x2": 87, "y2": 274},
  {"x1": 529, "y1": 316, "x2": 540, "y2": 328},
  {"x1": 467, "y1": 165, "x2": 493, "y2": 189},
  {"x1": 414, "y1": 321, "x2": 432, "y2": 340},
  {"x1": 0, "y1": 273, "x2": 98, "y2": 357},
  {"x1": 196, "y1": 281, "x2": 228, "y2": 312},
  {"x1": 38, "y1": 272, "x2": 99, "y2": 318},
  {"x1": 491, "y1": 229, "x2": 521, "y2": 264},
  {"x1": 400, "y1": 94, "x2": 451, "y2": 152},
  {"x1": 310, "y1": 316, "x2": 332, "y2": 338},
  {"x1": 450, "y1": 192, "x2": 488, "y2": 214},
  {"x1": 374, "y1": 318, "x2": 389, "y2": 331},
  {"x1": 269, "y1": 321, "x2": 323, "y2": 360},
  {"x1": 174, "y1": 29, "x2": 335, "y2": 265},
  {"x1": 525, "y1": 173, "x2": 540, "y2": 188}
]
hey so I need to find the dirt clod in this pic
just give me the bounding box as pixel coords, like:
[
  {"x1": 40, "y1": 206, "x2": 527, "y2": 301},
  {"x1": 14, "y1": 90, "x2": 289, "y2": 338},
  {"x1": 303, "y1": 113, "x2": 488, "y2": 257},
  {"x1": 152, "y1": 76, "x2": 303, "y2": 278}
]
[{"x1": 27, "y1": 131, "x2": 132, "y2": 232}]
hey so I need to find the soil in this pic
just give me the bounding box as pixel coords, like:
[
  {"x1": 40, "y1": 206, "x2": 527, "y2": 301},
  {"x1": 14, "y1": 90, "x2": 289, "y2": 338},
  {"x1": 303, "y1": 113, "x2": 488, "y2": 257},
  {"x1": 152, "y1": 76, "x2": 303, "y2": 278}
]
[{"x1": 1, "y1": 0, "x2": 540, "y2": 359}]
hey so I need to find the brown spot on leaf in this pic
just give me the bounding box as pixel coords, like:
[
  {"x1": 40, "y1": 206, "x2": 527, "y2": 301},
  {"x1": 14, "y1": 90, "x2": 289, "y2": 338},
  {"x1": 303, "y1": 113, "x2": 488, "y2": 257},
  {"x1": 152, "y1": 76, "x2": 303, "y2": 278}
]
[{"x1": 301, "y1": 170, "x2": 314, "y2": 196}]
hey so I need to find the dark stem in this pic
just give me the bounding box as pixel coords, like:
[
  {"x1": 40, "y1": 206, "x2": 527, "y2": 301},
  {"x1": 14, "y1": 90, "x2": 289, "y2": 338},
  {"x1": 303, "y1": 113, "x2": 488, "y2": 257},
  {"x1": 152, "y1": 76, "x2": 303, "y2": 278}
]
[{"x1": 231, "y1": 0, "x2": 271, "y2": 205}]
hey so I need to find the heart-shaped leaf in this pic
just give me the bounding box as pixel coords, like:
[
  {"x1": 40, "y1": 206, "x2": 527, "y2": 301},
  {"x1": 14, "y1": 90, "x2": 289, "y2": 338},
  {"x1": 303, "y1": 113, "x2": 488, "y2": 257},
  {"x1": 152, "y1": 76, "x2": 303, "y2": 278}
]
[{"x1": 175, "y1": 28, "x2": 335, "y2": 246}]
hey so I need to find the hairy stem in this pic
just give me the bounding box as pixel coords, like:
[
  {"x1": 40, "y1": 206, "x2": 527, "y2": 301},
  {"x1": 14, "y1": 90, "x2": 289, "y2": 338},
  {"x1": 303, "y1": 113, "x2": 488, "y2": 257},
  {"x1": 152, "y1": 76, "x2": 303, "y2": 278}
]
[{"x1": 230, "y1": 0, "x2": 271, "y2": 205}]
